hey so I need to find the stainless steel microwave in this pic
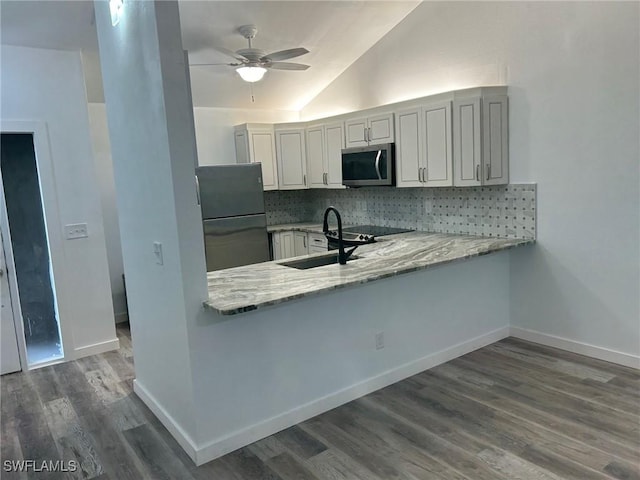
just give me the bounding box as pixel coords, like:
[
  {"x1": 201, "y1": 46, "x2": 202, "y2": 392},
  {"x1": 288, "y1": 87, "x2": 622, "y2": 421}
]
[{"x1": 341, "y1": 143, "x2": 395, "y2": 187}]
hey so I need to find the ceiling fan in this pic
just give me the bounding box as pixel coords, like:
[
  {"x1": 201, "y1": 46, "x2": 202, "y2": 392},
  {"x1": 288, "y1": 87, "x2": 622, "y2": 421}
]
[{"x1": 191, "y1": 25, "x2": 310, "y2": 83}]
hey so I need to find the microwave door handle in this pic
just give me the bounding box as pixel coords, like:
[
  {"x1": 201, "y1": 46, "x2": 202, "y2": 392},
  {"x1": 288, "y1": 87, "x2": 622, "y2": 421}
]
[{"x1": 374, "y1": 150, "x2": 382, "y2": 180}]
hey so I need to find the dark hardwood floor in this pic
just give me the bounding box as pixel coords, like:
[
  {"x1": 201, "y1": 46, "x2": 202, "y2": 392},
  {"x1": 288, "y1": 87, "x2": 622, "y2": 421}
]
[{"x1": 2, "y1": 323, "x2": 639, "y2": 479}]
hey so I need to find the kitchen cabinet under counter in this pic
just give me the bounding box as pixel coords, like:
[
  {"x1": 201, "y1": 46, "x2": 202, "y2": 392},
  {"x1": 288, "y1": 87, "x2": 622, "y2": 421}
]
[{"x1": 268, "y1": 224, "x2": 328, "y2": 260}]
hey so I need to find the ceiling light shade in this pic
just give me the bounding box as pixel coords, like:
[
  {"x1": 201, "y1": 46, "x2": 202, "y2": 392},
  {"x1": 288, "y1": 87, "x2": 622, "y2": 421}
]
[{"x1": 236, "y1": 66, "x2": 267, "y2": 83}]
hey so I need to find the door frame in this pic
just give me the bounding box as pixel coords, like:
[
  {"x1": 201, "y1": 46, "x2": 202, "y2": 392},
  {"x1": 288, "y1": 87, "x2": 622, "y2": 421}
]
[
  {"x1": 0, "y1": 229, "x2": 22, "y2": 374},
  {"x1": 0, "y1": 120, "x2": 73, "y2": 368}
]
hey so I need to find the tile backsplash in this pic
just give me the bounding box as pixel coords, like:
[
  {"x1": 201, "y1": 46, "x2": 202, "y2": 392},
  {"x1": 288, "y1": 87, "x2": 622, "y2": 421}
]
[{"x1": 265, "y1": 184, "x2": 536, "y2": 240}]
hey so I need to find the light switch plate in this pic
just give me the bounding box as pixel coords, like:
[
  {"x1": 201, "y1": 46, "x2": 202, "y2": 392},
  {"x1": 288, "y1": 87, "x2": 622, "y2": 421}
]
[
  {"x1": 153, "y1": 242, "x2": 163, "y2": 265},
  {"x1": 65, "y1": 223, "x2": 88, "y2": 240}
]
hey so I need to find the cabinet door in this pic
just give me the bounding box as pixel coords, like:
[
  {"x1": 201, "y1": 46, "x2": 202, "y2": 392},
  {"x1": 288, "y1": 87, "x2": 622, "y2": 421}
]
[
  {"x1": 280, "y1": 231, "x2": 295, "y2": 259},
  {"x1": 482, "y1": 95, "x2": 509, "y2": 185},
  {"x1": 272, "y1": 232, "x2": 282, "y2": 260},
  {"x1": 453, "y1": 98, "x2": 481, "y2": 186},
  {"x1": 395, "y1": 107, "x2": 423, "y2": 188},
  {"x1": 423, "y1": 101, "x2": 453, "y2": 187},
  {"x1": 250, "y1": 131, "x2": 278, "y2": 190},
  {"x1": 325, "y1": 123, "x2": 345, "y2": 188},
  {"x1": 293, "y1": 232, "x2": 308, "y2": 257},
  {"x1": 234, "y1": 131, "x2": 249, "y2": 164},
  {"x1": 368, "y1": 112, "x2": 394, "y2": 144},
  {"x1": 344, "y1": 116, "x2": 368, "y2": 147},
  {"x1": 306, "y1": 125, "x2": 326, "y2": 188},
  {"x1": 276, "y1": 129, "x2": 307, "y2": 190}
]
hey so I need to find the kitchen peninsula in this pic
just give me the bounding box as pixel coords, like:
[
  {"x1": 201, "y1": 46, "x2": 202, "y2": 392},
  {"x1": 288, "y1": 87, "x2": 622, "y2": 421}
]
[{"x1": 177, "y1": 221, "x2": 534, "y2": 465}]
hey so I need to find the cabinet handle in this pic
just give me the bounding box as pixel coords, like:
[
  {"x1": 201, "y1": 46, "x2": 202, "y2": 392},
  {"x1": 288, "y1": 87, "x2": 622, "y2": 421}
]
[
  {"x1": 423, "y1": 167, "x2": 427, "y2": 183},
  {"x1": 324, "y1": 172, "x2": 327, "y2": 185},
  {"x1": 475, "y1": 164, "x2": 480, "y2": 182},
  {"x1": 418, "y1": 167, "x2": 423, "y2": 182},
  {"x1": 303, "y1": 174, "x2": 306, "y2": 186},
  {"x1": 365, "y1": 127, "x2": 370, "y2": 143},
  {"x1": 486, "y1": 163, "x2": 491, "y2": 181},
  {"x1": 195, "y1": 175, "x2": 201, "y2": 205},
  {"x1": 303, "y1": 236, "x2": 307, "y2": 248},
  {"x1": 374, "y1": 150, "x2": 382, "y2": 180}
]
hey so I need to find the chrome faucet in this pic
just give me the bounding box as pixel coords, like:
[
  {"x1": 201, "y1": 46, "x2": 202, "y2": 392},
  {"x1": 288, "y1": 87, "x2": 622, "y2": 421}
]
[{"x1": 323, "y1": 206, "x2": 356, "y2": 265}]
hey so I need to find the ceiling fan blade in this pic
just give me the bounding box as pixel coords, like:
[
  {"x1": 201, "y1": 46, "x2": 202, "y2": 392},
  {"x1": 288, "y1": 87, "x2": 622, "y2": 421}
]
[
  {"x1": 268, "y1": 62, "x2": 310, "y2": 71},
  {"x1": 190, "y1": 62, "x2": 242, "y2": 67},
  {"x1": 262, "y1": 47, "x2": 309, "y2": 62},
  {"x1": 215, "y1": 46, "x2": 249, "y2": 62}
]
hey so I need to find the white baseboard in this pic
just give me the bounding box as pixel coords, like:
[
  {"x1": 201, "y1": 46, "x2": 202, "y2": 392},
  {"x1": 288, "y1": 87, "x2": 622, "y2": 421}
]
[
  {"x1": 510, "y1": 326, "x2": 640, "y2": 369},
  {"x1": 133, "y1": 380, "x2": 199, "y2": 462},
  {"x1": 73, "y1": 338, "x2": 120, "y2": 359},
  {"x1": 192, "y1": 325, "x2": 510, "y2": 465}
]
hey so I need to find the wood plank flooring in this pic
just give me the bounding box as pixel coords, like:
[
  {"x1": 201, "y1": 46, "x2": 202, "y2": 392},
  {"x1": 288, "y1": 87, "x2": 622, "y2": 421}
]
[{"x1": 2, "y1": 324, "x2": 638, "y2": 479}]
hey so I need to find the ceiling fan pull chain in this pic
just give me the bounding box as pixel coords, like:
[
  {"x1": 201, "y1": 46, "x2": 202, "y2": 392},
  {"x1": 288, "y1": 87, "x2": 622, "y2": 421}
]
[{"x1": 250, "y1": 83, "x2": 255, "y2": 103}]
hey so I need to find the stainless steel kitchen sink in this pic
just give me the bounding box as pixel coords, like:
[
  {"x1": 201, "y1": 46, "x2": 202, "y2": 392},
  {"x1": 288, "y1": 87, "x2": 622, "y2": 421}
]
[{"x1": 279, "y1": 253, "x2": 360, "y2": 270}]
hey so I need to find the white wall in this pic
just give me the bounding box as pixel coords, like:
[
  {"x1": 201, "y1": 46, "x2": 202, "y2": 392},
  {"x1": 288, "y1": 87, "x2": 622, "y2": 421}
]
[
  {"x1": 194, "y1": 107, "x2": 297, "y2": 166},
  {"x1": 95, "y1": 0, "x2": 205, "y2": 447},
  {"x1": 188, "y1": 252, "x2": 510, "y2": 463},
  {"x1": 87, "y1": 103, "x2": 127, "y2": 322},
  {"x1": 1, "y1": 45, "x2": 118, "y2": 359},
  {"x1": 302, "y1": 2, "x2": 640, "y2": 359}
]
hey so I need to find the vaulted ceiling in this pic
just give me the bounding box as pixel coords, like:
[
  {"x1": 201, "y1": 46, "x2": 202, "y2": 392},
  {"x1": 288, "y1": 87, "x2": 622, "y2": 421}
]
[{"x1": 1, "y1": 0, "x2": 419, "y2": 111}]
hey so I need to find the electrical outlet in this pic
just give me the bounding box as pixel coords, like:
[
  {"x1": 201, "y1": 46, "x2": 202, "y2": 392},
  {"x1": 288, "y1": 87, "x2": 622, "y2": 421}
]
[
  {"x1": 375, "y1": 331, "x2": 384, "y2": 350},
  {"x1": 65, "y1": 223, "x2": 88, "y2": 240},
  {"x1": 153, "y1": 242, "x2": 163, "y2": 265}
]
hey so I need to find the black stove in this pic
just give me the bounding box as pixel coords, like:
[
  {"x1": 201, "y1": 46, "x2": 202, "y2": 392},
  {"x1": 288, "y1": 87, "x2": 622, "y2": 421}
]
[{"x1": 343, "y1": 225, "x2": 414, "y2": 237}]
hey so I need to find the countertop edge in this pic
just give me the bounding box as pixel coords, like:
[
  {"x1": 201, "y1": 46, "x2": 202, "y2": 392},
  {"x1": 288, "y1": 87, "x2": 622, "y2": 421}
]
[
  {"x1": 203, "y1": 238, "x2": 534, "y2": 316},
  {"x1": 267, "y1": 224, "x2": 325, "y2": 234}
]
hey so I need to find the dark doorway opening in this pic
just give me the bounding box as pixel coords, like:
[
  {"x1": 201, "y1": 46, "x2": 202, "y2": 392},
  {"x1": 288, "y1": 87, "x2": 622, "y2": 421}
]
[{"x1": 1, "y1": 133, "x2": 63, "y2": 365}]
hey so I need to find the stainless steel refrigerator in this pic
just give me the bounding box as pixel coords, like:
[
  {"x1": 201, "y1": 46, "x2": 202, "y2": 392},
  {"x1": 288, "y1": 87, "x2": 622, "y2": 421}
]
[{"x1": 196, "y1": 164, "x2": 270, "y2": 272}]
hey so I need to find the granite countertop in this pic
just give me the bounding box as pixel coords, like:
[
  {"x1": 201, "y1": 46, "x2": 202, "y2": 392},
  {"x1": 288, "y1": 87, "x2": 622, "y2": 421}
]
[
  {"x1": 267, "y1": 223, "x2": 326, "y2": 234},
  {"x1": 205, "y1": 231, "x2": 534, "y2": 316}
]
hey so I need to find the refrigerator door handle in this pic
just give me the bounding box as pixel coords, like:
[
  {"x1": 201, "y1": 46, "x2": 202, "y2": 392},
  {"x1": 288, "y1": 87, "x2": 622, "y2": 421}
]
[{"x1": 195, "y1": 175, "x2": 201, "y2": 205}]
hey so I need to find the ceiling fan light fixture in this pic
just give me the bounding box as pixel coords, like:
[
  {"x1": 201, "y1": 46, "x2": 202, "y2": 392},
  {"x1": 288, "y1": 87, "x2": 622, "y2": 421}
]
[{"x1": 236, "y1": 66, "x2": 267, "y2": 83}]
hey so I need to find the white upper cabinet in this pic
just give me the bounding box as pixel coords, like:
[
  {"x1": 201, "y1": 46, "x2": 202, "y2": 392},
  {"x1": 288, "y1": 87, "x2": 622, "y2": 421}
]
[
  {"x1": 305, "y1": 124, "x2": 326, "y2": 188},
  {"x1": 235, "y1": 87, "x2": 507, "y2": 191},
  {"x1": 482, "y1": 95, "x2": 509, "y2": 186},
  {"x1": 234, "y1": 130, "x2": 249, "y2": 164},
  {"x1": 453, "y1": 91, "x2": 508, "y2": 186},
  {"x1": 345, "y1": 112, "x2": 394, "y2": 147},
  {"x1": 395, "y1": 100, "x2": 453, "y2": 188},
  {"x1": 324, "y1": 122, "x2": 345, "y2": 188},
  {"x1": 234, "y1": 124, "x2": 278, "y2": 190},
  {"x1": 275, "y1": 127, "x2": 308, "y2": 190},
  {"x1": 395, "y1": 107, "x2": 422, "y2": 187},
  {"x1": 305, "y1": 122, "x2": 345, "y2": 189},
  {"x1": 423, "y1": 101, "x2": 453, "y2": 186}
]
